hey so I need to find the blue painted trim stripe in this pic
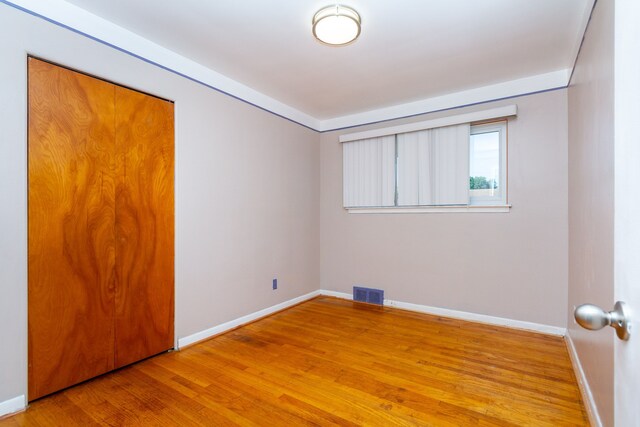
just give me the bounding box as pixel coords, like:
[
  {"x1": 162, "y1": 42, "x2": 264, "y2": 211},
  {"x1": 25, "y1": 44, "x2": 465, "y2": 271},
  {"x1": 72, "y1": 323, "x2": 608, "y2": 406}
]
[
  {"x1": 1, "y1": 0, "x2": 577, "y2": 134},
  {"x1": 0, "y1": 0, "x2": 318, "y2": 132}
]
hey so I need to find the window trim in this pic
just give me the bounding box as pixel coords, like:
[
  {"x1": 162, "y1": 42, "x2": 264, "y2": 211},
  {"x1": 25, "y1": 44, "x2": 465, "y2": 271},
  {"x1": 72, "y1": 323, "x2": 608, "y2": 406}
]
[
  {"x1": 469, "y1": 121, "x2": 508, "y2": 206},
  {"x1": 346, "y1": 205, "x2": 511, "y2": 214},
  {"x1": 339, "y1": 105, "x2": 517, "y2": 143}
]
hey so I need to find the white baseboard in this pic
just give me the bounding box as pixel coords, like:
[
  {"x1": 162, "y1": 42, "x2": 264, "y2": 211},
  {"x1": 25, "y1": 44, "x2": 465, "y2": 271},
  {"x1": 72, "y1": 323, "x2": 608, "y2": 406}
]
[
  {"x1": 565, "y1": 332, "x2": 602, "y2": 427},
  {"x1": 319, "y1": 290, "x2": 355, "y2": 300},
  {"x1": 177, "y1": 288, "x2": 566, "y2": 350},
  {"x1": 177, "y1": 290, "x2": 321, "y2": 348},
  {"x1": 319, "y1": 290, "x2": 567, "y2": 336},
  {"x1": 0, "y1": 395, "x2": 26, "y2": 418}
]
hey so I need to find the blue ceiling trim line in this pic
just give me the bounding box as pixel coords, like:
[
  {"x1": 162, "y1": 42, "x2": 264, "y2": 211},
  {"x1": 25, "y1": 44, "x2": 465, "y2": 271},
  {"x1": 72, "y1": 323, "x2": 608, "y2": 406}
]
[
  {"x1": 1, "y1": 0, "x2": 580, "y2": 135},
  {"x1": 0, "y1": 0, "x2": 319, "y2": 132},
  {"x1": 320, "y1": 85, "x2": 568, "y2": 133},
  {"x1": 567, "y1": 0, "x2": 598, "y2": 86}
]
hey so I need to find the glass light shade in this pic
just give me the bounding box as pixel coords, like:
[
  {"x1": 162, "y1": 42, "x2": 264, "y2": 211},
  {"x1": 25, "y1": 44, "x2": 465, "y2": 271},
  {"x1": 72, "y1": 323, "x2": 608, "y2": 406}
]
[{"x1": 312, "y1": 5, "x2": 361, "y2": 46}]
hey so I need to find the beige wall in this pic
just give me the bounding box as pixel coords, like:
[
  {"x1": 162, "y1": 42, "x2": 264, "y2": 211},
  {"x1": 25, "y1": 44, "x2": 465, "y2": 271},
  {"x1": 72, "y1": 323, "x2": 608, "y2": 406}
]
[
  {"x1": 320, "y1": 90, "x2": 569, "y2": 327},
  {"x1": 0, "y1": 5, "x2": 319, "y2": 403},
  {"x1": 567, "y1": 0, "x2": 615, "y2": 425}
]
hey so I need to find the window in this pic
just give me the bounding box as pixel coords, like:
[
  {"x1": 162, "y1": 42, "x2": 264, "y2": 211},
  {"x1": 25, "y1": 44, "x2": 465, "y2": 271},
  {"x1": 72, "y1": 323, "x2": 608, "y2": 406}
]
[
  {"x1": 469, "y1": 121, "x2": 507, "y2": 206},
  {"x1": 342, "y1": 115, "x2": 510, "y2": 212}
]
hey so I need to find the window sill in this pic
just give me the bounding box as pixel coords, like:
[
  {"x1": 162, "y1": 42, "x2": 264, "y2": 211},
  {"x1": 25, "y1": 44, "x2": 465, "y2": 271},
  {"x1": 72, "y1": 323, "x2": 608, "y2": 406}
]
[{"x1": 345, "y1": 205, "x2": 512, "y2": 214}]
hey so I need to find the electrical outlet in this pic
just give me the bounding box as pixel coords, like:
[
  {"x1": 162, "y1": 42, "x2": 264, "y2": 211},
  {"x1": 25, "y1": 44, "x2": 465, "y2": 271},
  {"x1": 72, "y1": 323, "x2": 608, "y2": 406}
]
[{"x1": 272, "y1": 278, "x2": 277, "y2": 290}]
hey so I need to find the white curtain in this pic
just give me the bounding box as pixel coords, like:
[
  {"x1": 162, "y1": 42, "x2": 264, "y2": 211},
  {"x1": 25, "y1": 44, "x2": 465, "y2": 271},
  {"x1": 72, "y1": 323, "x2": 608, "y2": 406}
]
[
  {"x1": 433, "y1": 123, "x2": 470, "y2": 205},
  {"x1": 396, "y1": 123, "x2": 470, "y2": 206},
  {"x1": 343, "y1": 135, "x2": 395, "y2": 207},
  {"x1": 397, "y1": 130, "x2": 432, "y2": 205}
]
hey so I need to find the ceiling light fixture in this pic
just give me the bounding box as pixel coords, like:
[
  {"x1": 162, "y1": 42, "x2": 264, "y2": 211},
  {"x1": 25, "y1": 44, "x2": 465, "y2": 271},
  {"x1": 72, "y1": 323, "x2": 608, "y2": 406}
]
[{"x1": 312, "y1": 5, "x2": 361, "y2": 46}]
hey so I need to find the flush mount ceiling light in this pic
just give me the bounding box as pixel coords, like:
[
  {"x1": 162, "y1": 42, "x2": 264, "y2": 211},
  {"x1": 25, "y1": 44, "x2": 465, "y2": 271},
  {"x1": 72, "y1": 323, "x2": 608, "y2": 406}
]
[{"x1": 312, "y1": 5, "x2": 361, "y2": 46}]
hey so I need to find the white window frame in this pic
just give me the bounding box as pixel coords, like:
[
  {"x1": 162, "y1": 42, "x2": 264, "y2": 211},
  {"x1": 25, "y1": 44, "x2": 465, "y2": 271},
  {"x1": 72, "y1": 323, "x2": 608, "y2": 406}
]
[{"x1": 469, "y1": 121, "x2": 508, "y2": 206}]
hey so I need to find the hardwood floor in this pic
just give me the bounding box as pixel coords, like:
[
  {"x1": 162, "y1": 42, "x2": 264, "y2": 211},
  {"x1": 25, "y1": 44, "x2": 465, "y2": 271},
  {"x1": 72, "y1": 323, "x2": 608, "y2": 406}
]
[{"x1": 1, "y1": 296, "x2": 588, "y2": 426}]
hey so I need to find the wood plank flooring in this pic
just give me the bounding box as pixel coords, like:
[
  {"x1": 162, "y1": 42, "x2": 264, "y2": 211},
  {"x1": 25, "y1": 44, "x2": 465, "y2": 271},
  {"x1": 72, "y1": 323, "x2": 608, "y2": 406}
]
[{"x1": 1, "y1": 296, "x2": 588, "y2": 426}]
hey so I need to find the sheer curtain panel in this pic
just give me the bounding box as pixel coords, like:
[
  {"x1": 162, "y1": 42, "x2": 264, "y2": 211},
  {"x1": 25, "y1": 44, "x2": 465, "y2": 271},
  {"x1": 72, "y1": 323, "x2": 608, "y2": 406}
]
[
  {"x1": 396, "y1": 123, "x2": 470, "y2": 206},
  {"x1": 397, "y1": 130, "x2": 432, "y2": 205},
  {"x1": 433, "y1": 123, "x2": 470, "y2": 205},
  {"x1": 343, "y1": 136, "x2": 396, "y2": 207}
]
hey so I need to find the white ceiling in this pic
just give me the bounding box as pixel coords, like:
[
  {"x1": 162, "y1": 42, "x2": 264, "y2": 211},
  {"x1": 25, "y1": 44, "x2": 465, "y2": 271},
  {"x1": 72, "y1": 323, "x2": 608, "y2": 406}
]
[{"x1": 54, "y1": 0, "x2": 590, "y2": 124}]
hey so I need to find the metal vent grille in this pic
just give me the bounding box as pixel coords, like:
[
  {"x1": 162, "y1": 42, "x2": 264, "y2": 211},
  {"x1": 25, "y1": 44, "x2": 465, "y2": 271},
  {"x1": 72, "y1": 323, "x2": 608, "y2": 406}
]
[
  {"x1": 368, "y1": 290, "x2": 383, "y2": 305},
  {"x1": 353, "y1": 286, "x2": 384, "y2": 305},
  {"x1": 354, "y1": 288, "x2": 368, "y2": 302}
]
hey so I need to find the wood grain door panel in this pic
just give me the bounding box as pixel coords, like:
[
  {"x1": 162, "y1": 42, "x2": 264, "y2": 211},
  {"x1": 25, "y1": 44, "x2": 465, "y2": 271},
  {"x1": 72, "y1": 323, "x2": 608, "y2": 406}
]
[
  {"x1": 29, "y1": 58, "x2": 175, "y2": 399},
  {"x1": 114, "y1": 86, "x2": 175, "y2": 368},
  {"x1": 28, "y1": 58, "x2": 117, "y2": 400}
]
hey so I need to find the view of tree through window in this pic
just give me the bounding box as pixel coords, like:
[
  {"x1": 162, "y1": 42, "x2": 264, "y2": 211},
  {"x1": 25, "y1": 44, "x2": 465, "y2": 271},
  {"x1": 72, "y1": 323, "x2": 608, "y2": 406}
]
[
  {"x1": 470, "y1": 176, "x2": 497, "y2": 189},
  {"x1": 470, "y1": 130, "x2": 500, "y2": 196}
]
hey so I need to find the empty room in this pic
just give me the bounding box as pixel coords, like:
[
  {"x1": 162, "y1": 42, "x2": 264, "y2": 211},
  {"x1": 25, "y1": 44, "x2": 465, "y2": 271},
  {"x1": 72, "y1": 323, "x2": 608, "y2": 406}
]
[{"x1": 0, "y1": 0, "x2": 638, "y2": 426}]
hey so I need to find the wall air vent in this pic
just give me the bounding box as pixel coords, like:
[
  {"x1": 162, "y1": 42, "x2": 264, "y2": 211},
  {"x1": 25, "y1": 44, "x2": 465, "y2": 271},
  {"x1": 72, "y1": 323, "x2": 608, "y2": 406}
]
[{"x1": 353, "y1": 286, "x2": 384, "y2": 305}]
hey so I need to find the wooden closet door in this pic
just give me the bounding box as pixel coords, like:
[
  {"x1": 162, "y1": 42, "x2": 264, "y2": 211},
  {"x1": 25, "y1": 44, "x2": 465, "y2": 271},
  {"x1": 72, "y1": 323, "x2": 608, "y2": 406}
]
[
  {"x1": 114, "y1": 86, "x2": 174, "y2": 368},
  {"x1": 28, "y1": 58, "x2": 116, "y2": 400}
]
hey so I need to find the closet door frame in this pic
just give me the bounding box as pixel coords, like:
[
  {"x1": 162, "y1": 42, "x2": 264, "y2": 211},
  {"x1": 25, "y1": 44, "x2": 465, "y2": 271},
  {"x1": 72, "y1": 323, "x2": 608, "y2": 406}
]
[{"x1": 27, "y1": 56, "x2": 176, "y2": 400}]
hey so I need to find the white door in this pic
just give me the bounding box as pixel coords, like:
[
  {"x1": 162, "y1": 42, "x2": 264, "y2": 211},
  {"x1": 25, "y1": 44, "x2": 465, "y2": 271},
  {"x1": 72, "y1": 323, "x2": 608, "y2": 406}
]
[{"x1": 613, "y1": 0, "x2": 640, "y2": 424}]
